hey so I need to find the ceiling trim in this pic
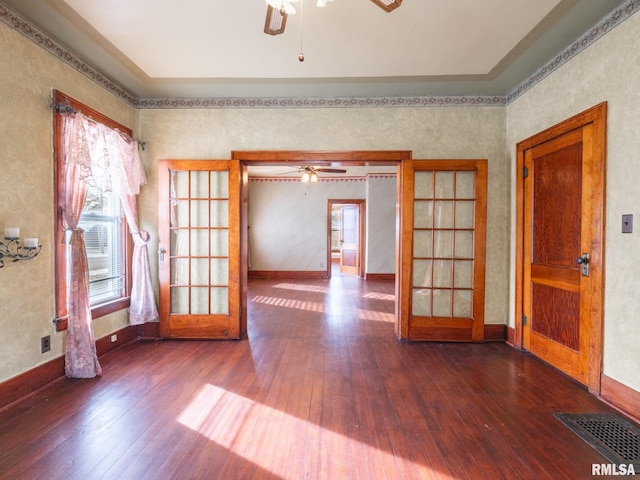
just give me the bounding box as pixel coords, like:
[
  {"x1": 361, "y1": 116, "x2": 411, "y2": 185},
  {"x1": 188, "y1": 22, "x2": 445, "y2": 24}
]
[{"x1": 1, "y1": 1, "x2": 638, "y2": 110}]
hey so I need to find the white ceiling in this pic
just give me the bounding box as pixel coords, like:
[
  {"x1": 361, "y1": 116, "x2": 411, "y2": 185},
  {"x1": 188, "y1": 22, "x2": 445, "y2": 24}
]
[{"x1": 1, "y1": 0, "x2": 626, "y2": 99}]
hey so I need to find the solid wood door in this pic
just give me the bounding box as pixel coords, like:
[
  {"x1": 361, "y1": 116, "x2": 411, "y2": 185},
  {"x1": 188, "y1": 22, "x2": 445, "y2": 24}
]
[
  {"x1": 522, "y1": 129, "x2": 592, "y2": 384},
  {"x1": 400, "y1": 160, "x2": 487, "y2": 341},
  {"x1": 339, "y1": 204, "x2": 359, "y2": 275},
  {"x1": 158, "y1": 160, "x2": 242, "y2": 339}
]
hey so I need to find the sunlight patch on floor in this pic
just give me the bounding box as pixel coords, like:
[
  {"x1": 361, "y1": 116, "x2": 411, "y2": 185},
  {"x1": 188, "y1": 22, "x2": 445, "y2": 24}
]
[
  {"x1": 362, "y1": 292, "x2": 396, "y2": 301},
  {"x1": 273, "y1": 283, "x2": 328, "y2": 293},
  {"x1": 177, "y1": 384, "x2": 447, "y2": 478},
  {"x1": 251, "y1": 294, "x2": 326, "y2": 313}
]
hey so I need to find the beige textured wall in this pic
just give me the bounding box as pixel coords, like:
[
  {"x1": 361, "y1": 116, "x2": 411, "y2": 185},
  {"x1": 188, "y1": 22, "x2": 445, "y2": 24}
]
[
  {"x1": 0, "y1": 22, "x2": 135, "y2": 382},
  {"x1": 506, "y1": 12, "x2": 640, "y2": 391},
  {"x1": 136, "y1": 106, "x2": 509, "y2": 326}
]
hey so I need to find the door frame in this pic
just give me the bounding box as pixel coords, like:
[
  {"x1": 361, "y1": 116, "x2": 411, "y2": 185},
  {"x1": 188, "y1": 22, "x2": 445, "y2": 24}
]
[
  {"x1": 232, "y1": 150, "x2": 408, "y2": 337},
  {"x1": 327, "y1": 199, "x2": 365, "y2": 278},
  {"x1": 514, "y1": 102, "x2": 607, "y2": 394}
]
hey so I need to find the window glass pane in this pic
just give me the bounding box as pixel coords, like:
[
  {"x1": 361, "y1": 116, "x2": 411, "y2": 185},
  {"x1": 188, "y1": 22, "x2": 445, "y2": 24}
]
[
  {"x1": 171, "y1": 258, "x2": 189, "y2": 286},
  {"x1": 211, "y1": 287, "x2": 229, "y2": 315},
  {"x1": 454, "y1": 261, "x2": 473, "y2": 289},
  {"x1": 191, "y1": 287, "x2": 209, "y2": 314},
  {"x1": 413, "y1": 200, "x2": 433, "y2": 228},
  {"x1": 432, "y1": 260, "x2": 452, "y2": 288},
  {"x1": 456, "y1": 171, "x2": 475, "y2": 199},
  {"x1": 190, "y1": 230, "x2": 209, "y2": 257},
  {"x1": 412, "y1": 289, "x2": 432, "y2": 316},
  {"x1": 434, "y1": 201, "x2": 453, "y2": 228},
  {"x1": 172, "y1": 171, "x2": 190, "y2": 198},
  {"x1": 78, "y1": 184, "x2": 125, "y2": 306},
  {"x1": 211, "y1": 171, "x2": 229, "y2": 198},
  {"x1": 191, "y1": 171, "x2": 209, "y2": 199},
  {"x1": 190, "y1": 200, "x2": 209, "y2": 228},
  {"x1": 454, "y1": 231, "x2": 474, "y2": 259},
  {"x1": 455, "y1": 201, "x2": 475, "y2": 229},
  {"x1": 412, "y1": 259, "x2": 432, "y2": 288},
  {"x1": 211, "y1": 230, "x2": 229, "y2": 256},
  {"x1": 171, "y1": 287, "x2": 189, "y2": 314},
  {"x1": 414, "y1": 171, "x2": 433, "y2": 198},
  {"x1": 433, "y1": 231, "x2": 453, "y2": 258},
  {"x1": 210, "y1": 258, "x2": 229, "y2": 286},
  {"x1": 434, "y1": 172, "x2": 454, "y2": 198},
  {"x1": 453, "y1": 291, "x2": 472, "y2": 317},
  {"x1": 211, "y1": 200, "x2": 229, "y2": 228},
  {"x1": 413, "y1": 230, "x2": 433, "y2": 258},
  {"x1": 433, "y1": 289, "x2": 452, "y2": 316}
]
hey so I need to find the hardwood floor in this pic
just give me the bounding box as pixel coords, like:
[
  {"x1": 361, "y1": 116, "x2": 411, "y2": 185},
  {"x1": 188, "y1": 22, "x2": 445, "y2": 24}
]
[{"x1": 0, "y1": 272, "x2": 622, "y2": 479}]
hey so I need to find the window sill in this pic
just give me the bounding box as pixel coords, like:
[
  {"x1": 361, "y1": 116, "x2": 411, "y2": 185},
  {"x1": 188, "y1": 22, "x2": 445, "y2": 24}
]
[{"x1": 54, "y1": 296, "x2": 131, "y2": 332}]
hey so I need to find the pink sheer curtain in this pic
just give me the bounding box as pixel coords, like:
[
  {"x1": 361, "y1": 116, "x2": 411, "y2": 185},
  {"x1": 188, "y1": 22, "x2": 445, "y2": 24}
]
[
  {"x1": 61, "y1": 113, "x2": 102, "y2": 378},
  {"x1": 61, "y1": 112, "x2": 156, "y2": 378}
]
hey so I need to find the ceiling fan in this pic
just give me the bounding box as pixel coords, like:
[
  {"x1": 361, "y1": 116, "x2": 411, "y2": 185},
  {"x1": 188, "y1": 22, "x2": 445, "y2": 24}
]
[
  {"x1": 282, "y1": 166, "x2": 348, "y2": 182},
  {"x1": 264, "y1": 0, "x2": 402, "y2": 36}
]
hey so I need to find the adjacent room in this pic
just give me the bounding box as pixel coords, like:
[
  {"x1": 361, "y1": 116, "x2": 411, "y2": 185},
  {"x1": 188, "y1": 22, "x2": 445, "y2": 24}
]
[{"x1": 1, "y1": 0, "x2": 639, "y2": 478}]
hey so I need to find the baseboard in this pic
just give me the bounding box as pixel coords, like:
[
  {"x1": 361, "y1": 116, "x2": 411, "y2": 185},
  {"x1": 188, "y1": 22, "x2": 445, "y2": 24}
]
[
  {"x1": 248, "y1": 270, "x2": 328, "y2": 279},
  {"x1": 0, "y1": 323, "x2": 146, "y2": 412},
  {"x1": 600, "y1": 374, "x2": 640, "y2": 424},
  {"x1": 484, "y1": 324, "x2": 507, "y2": 342},
  {"x1": 507, "y1": 326, "x2": 516, "y2": 346},
  {"x1": 365, "y1": 273, "x2": 395, "y2": 282}
]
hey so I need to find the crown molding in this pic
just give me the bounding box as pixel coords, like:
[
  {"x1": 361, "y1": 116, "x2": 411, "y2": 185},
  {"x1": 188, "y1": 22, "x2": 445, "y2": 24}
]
[{"x1": 1, "y1": 0, "x2": 638, "y2": 110}]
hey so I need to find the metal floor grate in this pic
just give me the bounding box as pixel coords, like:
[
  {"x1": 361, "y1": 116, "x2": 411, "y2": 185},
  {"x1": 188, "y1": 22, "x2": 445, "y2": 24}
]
[{"x1": 555, "y1": 413, "x2": 640, "y2": 469}]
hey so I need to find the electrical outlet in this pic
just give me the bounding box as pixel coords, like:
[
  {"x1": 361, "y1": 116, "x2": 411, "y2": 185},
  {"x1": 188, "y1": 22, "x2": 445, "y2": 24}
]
[
  {"x1": 41, "y1": 335, "x2": 51, "y2": 353},
  {"x1": 622, "y1": 214, "x2": 633, "y2": 233},
  {"x1": 110, "y1": 334, "x2": 118, "y2": 343}
]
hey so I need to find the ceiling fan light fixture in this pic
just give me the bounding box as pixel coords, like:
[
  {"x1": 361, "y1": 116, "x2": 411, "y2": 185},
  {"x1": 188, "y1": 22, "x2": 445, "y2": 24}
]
[
  {"x1": 264, "y1": 4, "x2": 288, "y2": 35},
  {"x1": 370, "y1": 0, "x2": 402, "y2": 12},
  {"x1": 301, "y1": 171, "x2": 311, "y2": 182},
  {"x1": 310, "y1": 171, "x2": 319, "y2": 182}
]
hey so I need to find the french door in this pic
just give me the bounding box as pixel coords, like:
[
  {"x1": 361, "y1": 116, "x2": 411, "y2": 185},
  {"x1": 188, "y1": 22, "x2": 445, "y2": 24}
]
[
  {"x1": 158, "y1": 160, "x2": 242, "y2": 339},
  {"x1": 400, "y1": 160, "x2": 488, "y2": 341}
]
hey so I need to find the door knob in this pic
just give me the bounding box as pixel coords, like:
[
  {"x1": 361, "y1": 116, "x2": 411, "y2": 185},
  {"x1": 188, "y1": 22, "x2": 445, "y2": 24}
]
[
  {"x1": 577, "y1": 253, "x2": 589, "y2": 276},
  {"x1": 159, "y1": 247, "x2": 166, "y2": 261}
]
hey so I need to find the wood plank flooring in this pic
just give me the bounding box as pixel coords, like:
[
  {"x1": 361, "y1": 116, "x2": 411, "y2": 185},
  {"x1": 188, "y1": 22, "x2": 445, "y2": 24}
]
[{"x1": 0, "y1": 272, "x2": 623, "y2": 479}]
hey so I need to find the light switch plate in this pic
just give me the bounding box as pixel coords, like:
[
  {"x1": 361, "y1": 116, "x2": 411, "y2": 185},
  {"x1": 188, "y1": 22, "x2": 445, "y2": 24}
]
[{"x1": 622, "y1": 214, "x2": 633, "y2": 233}]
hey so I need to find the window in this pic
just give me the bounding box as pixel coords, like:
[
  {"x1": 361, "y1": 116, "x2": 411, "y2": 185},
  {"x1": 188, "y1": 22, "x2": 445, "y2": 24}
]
[{"x1": 53, "y1": 91, "x2": 132, "y2": 331}]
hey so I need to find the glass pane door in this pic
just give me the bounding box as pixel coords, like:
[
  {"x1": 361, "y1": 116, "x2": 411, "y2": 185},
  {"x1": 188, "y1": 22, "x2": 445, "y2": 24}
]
[{"x1": 158, "y1": 160, "x2": 240, "y2": 339}]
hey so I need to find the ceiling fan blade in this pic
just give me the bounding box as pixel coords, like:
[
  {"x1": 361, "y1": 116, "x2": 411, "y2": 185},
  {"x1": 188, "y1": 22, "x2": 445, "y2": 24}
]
[{"x1": 316, "y1": 168, "x2": 347, "y2": 174}]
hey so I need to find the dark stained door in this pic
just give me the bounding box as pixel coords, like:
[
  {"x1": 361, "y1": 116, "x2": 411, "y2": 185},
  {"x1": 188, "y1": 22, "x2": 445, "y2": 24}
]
[
  {"x1": 518, "y1": 103, "x2": 607, "y2": 391},
  {"x1": 522, "y1": 129, "x2": 591, "y2": 384}
]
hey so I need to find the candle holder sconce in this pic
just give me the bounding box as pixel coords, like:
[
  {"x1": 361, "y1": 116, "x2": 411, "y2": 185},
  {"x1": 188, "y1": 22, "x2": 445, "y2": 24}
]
[{"x1": 0, "y1": 227, "x2": 42, "y2": 268}]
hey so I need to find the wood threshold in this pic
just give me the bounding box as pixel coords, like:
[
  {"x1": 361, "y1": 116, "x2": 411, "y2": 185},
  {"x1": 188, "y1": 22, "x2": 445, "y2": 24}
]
[{"x1": 365, "y1": 273, "x2": 395, "y2": 282}]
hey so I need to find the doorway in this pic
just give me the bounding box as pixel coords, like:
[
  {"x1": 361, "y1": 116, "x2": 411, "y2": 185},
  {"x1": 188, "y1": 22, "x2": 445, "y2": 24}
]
[
  {"x1": 515, "y1": 103, "x2": 606, "y2": 393},
  {"x1": 328, "y1": 200, "x2": 365, "y2": 278}
]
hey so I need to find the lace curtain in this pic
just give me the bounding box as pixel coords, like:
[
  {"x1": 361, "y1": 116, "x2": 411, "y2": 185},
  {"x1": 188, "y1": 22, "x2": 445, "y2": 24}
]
[{"x1": 61, "y1": 112, "x2": 157, "y2": 378}]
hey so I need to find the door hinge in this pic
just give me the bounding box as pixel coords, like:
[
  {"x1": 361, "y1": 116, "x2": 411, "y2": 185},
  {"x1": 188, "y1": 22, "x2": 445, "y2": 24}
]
[
  {"x1": 521, "y1": 314, "x2": 528, "y2": 326},
  {"x1": 522, "y1": 166, "x2": 529, "y2": 179}
]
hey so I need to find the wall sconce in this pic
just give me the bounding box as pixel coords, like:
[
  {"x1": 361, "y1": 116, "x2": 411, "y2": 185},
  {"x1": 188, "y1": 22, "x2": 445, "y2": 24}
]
[{"x1": 0, "y1": 227, "x2": 42, "y2": 268}]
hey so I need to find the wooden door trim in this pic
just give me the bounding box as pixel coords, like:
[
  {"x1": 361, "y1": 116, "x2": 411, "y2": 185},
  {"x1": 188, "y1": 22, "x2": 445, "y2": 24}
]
[
  {"x1": 327, "y1": 199, "x2": 366, "y2": 278},
  {"x1": 515, "y1": 102, "x2": 607, "y2": 394}
]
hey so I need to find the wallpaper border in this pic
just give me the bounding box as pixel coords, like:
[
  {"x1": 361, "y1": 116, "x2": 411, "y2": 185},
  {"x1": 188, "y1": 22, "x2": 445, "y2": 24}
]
[{"x1": 1, "y1": 1, "x2": 638, "y2": 109}]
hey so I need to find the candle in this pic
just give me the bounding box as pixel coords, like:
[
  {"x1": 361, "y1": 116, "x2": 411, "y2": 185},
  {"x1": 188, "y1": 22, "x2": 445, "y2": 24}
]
[
  {"x1": 24, "y1": 237, "x2": 39, "y2": 249},
  {"x1": 4, "y1": 227, "x2": 19, "y2": 239}
]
